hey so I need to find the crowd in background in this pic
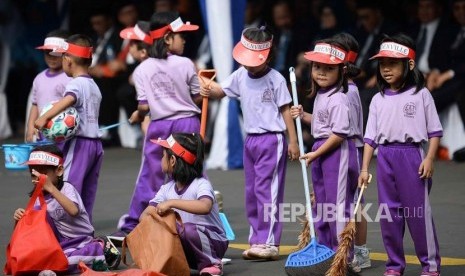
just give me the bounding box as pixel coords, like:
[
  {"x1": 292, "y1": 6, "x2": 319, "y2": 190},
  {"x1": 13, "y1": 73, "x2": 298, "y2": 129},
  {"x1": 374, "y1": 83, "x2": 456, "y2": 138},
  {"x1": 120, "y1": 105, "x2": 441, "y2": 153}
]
[{"x1": 0, "y1": 0, "x2": 464, "y2": 158}]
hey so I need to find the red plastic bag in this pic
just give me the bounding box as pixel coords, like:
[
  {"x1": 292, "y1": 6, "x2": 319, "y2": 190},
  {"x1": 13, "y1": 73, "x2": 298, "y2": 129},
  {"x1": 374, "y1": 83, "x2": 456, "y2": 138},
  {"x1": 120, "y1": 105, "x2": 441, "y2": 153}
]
[
  {"x1": 4, "y1": 175, "x2": 69, "y2": 275},
  {"x1": 78, "y1": 261, "x2": 166, "y2": 276}
]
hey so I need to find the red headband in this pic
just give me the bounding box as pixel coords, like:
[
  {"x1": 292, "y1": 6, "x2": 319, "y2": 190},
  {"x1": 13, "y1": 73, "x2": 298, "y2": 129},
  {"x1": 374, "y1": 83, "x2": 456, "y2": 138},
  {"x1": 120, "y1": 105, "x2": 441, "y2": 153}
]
[
  {"x1": 369, "y1": 42, "x2": 416, "y2": 60},
  {"x1": 150, "y1": 135, "x2": 197, "y2": 165},
  {"x1": 25, "y1": 151, "x2": 63, "y2": 166},
  {"x1": 346, "y1": 51, "x2": 358, "y2": 63},
  {"x1": 55, "y1": 42, "x2": 93, "y2": 58},
  {"x1": 150, "y1": 17, "x2": 199, "y2": 40}
]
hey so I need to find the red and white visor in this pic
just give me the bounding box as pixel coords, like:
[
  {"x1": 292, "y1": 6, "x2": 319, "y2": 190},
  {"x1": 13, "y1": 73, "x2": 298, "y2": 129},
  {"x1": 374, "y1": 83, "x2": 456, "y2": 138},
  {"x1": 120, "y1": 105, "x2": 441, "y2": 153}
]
[
  {"x1": 25, "y1": 151, "x2": 63, "y2": 166},
  {"x1": 150, "y1": 135, "x2": 196, "y2": 165},
  {"x1": 36, "y1": 37, "x2": 67, "y2": 52},
  {"x1": 369, "y1": 42, "x2": 415, "y2": 60},
  {"x1": 54, "y1": 42, "x2": 93, "y2": 58},
  {"x1": 304, "y1": 43, "x2": 347, "y2": 64},
  {"x1": 232, "y1": 28, "x2": 272, "y2": 67},
  {"x1": 150, "y1": 17, "x2": 199, "y2": 40},
  {"x1": 120, "y1": 23, "x2": 153, "y2": 45}
]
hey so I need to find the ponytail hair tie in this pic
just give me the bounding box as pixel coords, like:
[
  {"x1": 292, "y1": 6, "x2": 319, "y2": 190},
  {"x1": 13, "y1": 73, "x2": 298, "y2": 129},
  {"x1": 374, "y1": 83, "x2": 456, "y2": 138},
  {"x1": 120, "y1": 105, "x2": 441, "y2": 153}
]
[{"x1": 259, "y1": 25, "x2": 266, "y2": 31}]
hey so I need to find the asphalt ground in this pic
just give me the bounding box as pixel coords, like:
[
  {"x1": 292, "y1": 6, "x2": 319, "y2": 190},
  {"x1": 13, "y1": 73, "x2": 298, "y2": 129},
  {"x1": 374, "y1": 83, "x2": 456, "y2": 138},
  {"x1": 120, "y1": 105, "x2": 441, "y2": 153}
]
[{"x1": 1, "y1": 144, "x2": 464, "y2": 275}]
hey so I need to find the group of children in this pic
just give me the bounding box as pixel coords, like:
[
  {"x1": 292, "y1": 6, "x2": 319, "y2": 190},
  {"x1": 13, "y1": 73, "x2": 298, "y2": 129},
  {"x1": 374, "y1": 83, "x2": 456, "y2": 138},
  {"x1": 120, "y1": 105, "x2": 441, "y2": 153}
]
[{"x1": 13, "y1": 9, "x2": 442, "y2": 276}]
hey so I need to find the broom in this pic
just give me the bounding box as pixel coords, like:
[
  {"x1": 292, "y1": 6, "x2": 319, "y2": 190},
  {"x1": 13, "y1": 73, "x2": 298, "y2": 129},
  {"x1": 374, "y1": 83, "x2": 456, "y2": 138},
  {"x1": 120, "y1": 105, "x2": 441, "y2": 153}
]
[
  {"x1": 198, "y1": 69, "x2": 217, "y2": 139},
  {"x1": 284, "y1": 68, "x2": 335, "y2": 276},
  {"x1": 325, "y1": 174, "x2": 372, "y2": 276},
  {"x1": 198, "y1": 69, "x2": 236, "y2": 242}
]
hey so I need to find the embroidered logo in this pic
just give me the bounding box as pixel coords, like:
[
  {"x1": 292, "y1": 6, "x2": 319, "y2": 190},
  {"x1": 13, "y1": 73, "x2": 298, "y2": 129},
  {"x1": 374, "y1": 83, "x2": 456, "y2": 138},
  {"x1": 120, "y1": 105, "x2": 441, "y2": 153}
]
[
  {"x1": 261, "y1": 88, "x2": 273, "y2": 103},
  {"x1": 317, "y1": 110, "x2": 329, "y2": 123},
  {"x1": 403, "y1": 102, "x2": 416, "y2": 118}
]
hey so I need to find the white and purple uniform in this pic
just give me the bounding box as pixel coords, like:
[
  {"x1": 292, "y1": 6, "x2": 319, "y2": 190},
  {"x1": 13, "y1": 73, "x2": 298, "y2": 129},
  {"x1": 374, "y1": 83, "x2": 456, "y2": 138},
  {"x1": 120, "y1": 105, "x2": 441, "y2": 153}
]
[
  {"x1": 149, "y1": 178, "x2": 228, "y2": 271},
  {"x1": 364, "y1": 87, "x2": 442, "y2": 274},
  {"x1": 310, "y1": 86, "x2": 358, "y2": 252},
  {"x1": 62, "y1": 76, "x2": 103, "y2": 221},
  {"x1": 347, "y1": 82, "x2": 364, "y2": 203},
  {"x1": 221, "y1": 67, "x2": 290, "y2": 246},
  {"x1": 39, "y1": 182, "x2": 104, "y2": 274},
  {"x1": 120, "y1": 55, "x2": 201, "y2": 233},
  {"x1": 32, "y1": 69, "x2": 71, "y2": 113}
]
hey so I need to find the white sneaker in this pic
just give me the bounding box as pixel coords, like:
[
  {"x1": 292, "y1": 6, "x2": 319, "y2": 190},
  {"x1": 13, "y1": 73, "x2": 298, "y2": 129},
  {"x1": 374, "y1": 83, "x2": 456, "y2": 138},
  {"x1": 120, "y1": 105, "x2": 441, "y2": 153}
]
[
  {"x1": 247, "y1": 244, "x2": 279, "y2": 260},
  {"x1": 352, "y1": 247, "x2": 371, "y2": 271}
]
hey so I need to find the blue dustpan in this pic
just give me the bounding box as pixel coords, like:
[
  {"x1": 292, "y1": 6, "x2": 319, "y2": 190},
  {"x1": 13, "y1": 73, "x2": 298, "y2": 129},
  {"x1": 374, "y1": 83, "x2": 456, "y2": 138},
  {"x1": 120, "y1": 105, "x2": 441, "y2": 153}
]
[{"x1": 219, "y1": 212, "x2": 235, "y2": 241}]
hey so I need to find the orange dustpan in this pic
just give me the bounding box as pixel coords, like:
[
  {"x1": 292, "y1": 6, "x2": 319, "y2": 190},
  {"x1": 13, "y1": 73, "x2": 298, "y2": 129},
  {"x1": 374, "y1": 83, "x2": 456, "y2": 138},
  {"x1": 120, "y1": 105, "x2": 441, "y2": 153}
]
[{"x1": 198, "y1": 69, "x2": 216, "y2": 138}]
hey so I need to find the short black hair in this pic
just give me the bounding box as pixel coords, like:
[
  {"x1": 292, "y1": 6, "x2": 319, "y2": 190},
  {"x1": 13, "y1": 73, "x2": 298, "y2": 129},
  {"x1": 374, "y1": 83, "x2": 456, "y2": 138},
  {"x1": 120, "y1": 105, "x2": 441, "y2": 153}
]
[
  {"x1": 167, "y1": 133, "x2": 204, "y2": 185},
  {"x1": 46, "y1": 29, "x2": 71, "y2": 39},
  {"x1": 332, "y1": 32, "x2": 361, "y2": 78},
  {"x1": 66, "y1": 34, "x2": 93, "y2": 66}
]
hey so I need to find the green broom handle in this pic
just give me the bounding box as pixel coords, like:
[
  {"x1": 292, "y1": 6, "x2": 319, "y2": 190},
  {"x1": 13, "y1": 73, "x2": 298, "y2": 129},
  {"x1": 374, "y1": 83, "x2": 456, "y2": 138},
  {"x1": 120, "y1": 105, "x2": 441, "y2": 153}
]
[{"x1": 289, "y1": 67, "x2": 316, "y2": 239}]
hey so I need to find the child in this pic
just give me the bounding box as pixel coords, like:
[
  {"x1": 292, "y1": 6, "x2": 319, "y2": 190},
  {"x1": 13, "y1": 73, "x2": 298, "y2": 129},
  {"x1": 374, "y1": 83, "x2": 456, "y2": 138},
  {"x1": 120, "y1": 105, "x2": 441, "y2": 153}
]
[
  {"x1": 141, "y1": 133, "x2": 228, "y2": 275},
  {"x1": 118, "y1": 20, "x2": 153, "y2": 134},
  {"x1": 298, "y1": 39, "x2": 359, "y2": 252},
  {"x1": 34, "y1": 34, "x2": 103, "y2": 221},
  {"x1": 13, "y1": 145, "x2": 120, "y2": 274},
  {"x1": 200, "y1": 26, "x2": 299, "y2": 260},
  {"x1": 359, "y1": 34, "x2": 442, "y2": 276},
  {"x1": 333, "y1": 32, "x2": 371, "y2": 271},
  {"x1": 26, "y1": 29, "x2": 72, "y2": 142},
  {"x1": 117, "y1": 12, "x2": 202, "y2": 235}
]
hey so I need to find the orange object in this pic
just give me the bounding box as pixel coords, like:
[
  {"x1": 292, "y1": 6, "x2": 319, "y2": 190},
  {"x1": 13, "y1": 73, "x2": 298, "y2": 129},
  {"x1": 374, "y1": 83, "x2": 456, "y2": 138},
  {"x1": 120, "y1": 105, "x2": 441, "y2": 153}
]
[
  {"x1": 78, "y1": 261, "x2": 166, "y2": 276},
  {"x1": 198, "y1": 69, "x2": 216, "y2": 138},
  {"x1": 4, "y1": 175, "x2": 69, "y2": 275},
  {"x1": 437, "y1": 146, "x2": 450, "y2": 161}
]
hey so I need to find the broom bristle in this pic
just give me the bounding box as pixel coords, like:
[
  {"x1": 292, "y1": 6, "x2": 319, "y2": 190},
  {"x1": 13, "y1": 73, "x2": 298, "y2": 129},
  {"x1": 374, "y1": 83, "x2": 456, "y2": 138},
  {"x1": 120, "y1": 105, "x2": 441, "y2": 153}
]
[
  {"x1": 296, "y1": 192, "x2": 316, "y2": 250},
  {"x1": 325, "y1": 221, "x2": 356, "y2": 276},
  {"x1": 285, "y1": 256, "x2": 333, "y2": 276},
  {"x1": 296, "y1": 217, "x2": 310, "y2": 250}
]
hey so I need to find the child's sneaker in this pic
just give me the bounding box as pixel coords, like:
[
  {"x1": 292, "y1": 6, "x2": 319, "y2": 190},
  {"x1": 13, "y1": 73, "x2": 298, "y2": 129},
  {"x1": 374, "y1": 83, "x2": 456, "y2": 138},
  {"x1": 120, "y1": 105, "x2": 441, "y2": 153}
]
[
  {"x1": 384, "y1": 270, "x2": 402, "y2": 276},
  {"x1": 242, "y1": 244, "x2": 259, "y2": 260},
  {"x1": 352, "y1": 246, "x2": 371, "y2": 271},
  {"x1": 107, "y1": 230, "x2": 129, "y2": 247},
  {"x1": 199, "y1": 263, "x2": 223, "y2": 276},
  {"x1": 420, "y1": 272, "x2": 440, "y2": 276},
  {"x1": 38, "y1": 270, "x2": 57, "y2": 276},
  {"x1": 98, "y1": 236, "x2": 121, "y2": 270},
  {"x1": 247, "y1": 244, "x2": 279, "y2": 260}
]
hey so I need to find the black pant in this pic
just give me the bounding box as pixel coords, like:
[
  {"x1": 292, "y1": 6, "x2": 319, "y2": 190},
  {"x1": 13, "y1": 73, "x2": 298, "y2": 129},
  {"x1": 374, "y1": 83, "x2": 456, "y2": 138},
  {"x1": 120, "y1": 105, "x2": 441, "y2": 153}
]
[{"x1": 431, "y1": 78, "x2": 465, "y2": 128}]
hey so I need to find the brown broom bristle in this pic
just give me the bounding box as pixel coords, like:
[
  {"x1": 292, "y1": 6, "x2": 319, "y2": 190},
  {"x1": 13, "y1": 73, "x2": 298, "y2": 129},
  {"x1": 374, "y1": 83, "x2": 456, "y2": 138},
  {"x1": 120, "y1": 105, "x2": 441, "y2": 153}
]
[
  {"x1": 296, "y1": 192, "x2": 316, "y2": 250},
  {"x1": 296, "y1": 217, "x2": 310, "y2": 250},
  {"x1": 325, "y1": 221, "x2": 356, "y2": 276}
]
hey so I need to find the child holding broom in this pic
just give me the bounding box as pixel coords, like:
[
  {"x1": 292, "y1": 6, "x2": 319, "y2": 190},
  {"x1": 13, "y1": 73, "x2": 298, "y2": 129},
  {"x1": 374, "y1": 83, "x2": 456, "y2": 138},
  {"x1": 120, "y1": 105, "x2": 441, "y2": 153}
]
[
  {"x1": 359, "y1": 34, "x2": 442, "y2": 276},
  {"x1": 141, "y1": 133, "x2": 228, "y2": 275},
  {"x1": 298, "y1": 39, "x2": 359, "y2": 254},
  {"x1": 200, "y1": 26, "x2": 299, "y2": 261}
]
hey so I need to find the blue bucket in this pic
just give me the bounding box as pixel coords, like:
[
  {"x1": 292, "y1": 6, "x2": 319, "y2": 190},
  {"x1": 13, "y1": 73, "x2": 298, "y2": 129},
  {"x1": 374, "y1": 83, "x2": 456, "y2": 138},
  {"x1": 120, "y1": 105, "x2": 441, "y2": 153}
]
[{"x1": 1, "y1": 141, "x2": 53, "y2": 170}]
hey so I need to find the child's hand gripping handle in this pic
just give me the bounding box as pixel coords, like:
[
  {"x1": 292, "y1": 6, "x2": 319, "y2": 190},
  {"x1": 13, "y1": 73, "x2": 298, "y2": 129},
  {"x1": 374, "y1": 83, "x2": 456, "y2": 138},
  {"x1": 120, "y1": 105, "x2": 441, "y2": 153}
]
[{"x1": 353, "y1": 173, "x2": 372, "y2": 216}]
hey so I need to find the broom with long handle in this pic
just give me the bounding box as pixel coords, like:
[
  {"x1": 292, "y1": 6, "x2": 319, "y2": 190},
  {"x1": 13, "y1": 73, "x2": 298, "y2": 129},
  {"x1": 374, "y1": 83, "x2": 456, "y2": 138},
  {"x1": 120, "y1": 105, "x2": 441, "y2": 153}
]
[
  {"x1": 325, "y1": 174, "x2": 372, "y2": 276},
  {"x1": 284, "y1": 67, "x2": 335, "y2": 276},
  {"x1": 198, "y1": 69, "x2": 216, "y2": 138},
  {"x1": 198, "y1": 69, "x2": 236, "y2": 242}
]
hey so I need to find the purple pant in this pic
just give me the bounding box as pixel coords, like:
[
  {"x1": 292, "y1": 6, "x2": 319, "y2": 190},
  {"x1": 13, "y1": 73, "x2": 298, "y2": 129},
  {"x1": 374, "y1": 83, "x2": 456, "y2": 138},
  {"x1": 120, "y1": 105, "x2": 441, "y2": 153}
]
[
  {"x1": 377, "y1": 143, "x2": 440, "y2": 273},
  {"x1": 121, "y1": 116, "x2": 200, "y2": 233},
  {"x1": 178, "y1": 223, "x2": 228, "y2": 271},
  {"x1": 244, "y1": 133, "x2": 287, "y2": 246},
  {"x1": 311, "y1": 138, "x2": 358, "y2": 252},
  {"x1": 47, "y1": 215, "x2": 104, "y2": 274},
  {"x1": 59, "y1": 137, "x2": 103, "y2": 222}
]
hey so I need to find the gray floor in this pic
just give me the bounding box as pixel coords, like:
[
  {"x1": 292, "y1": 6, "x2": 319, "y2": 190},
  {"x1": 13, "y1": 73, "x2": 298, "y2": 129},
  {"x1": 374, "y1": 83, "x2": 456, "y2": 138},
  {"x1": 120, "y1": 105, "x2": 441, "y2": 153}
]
[{"x1": 1, "y1": 145, "x2": 464, "y2": 275}]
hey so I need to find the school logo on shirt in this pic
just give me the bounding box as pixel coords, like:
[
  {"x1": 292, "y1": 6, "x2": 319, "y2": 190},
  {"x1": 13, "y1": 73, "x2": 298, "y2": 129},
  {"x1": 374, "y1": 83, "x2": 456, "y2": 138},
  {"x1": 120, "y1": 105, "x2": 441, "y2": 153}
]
[
  {"x1": 317, "y1": 110, "x2": 329, "y2": 123},
  {"x1": 403, "y1": 102, "x2": 416, "y2": 118},
  {"x1": 261, "y1": 88, "x2": 273, "y2": 103},
  {"x1": 150, "y1": 72, "x2": 175, "y2": 99}
]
